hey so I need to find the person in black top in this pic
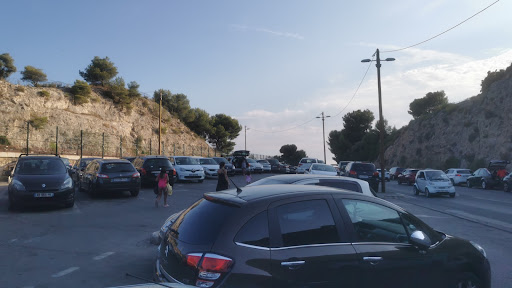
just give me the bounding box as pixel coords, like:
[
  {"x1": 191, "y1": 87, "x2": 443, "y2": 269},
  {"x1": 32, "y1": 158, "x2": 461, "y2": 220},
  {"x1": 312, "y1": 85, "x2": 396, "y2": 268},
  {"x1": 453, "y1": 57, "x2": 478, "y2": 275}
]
[{"x1": 216, "y1": 162, "x2": 230, "y2": 191}]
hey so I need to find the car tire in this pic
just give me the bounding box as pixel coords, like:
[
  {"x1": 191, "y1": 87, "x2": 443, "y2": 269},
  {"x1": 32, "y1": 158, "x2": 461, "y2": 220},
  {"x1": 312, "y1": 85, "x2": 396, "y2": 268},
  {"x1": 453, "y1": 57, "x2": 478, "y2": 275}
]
[
  {"x1": 425, "y1": 188, "x2": 431, "y2": 198},
  {"x1": 449, "y1": 193, "x2": 456, "y2": 198},
  {"x1": 130, "y1": 189, "x2": 139, "y2": 197},
  {"x1": 397, "y1": 179, "x2": 401, "y2": 185},
  {"x1": 199, "y1": 179, "x2": 204, "y2": 183},
  {"x1": 454, "y1": 272, "x2": 481, "y2": 288},
  {"x1": 467, "y1": 180, "x2": 472, "y2": 188},
  {"x1": 407, "y1": 180, "x2": 412, "y2": 186},
  {"x1": 89, "y1": 182, "x2": 98, "y2": 198},
  {"x1": 413, "y1": 186, "x2": 419, "y2": 195},
  {"x1": 64, "y1": 200, "x2": 74, "y2": 208},
  {"x1": 8, "y1": 192, "x2": 17, "y2": 211},
  {"x1": 481, "y1": 181, "x2": 487, "y2": 190},
  {"x1": 450, "y1": 179, "x2": 455, "y2": 186}
]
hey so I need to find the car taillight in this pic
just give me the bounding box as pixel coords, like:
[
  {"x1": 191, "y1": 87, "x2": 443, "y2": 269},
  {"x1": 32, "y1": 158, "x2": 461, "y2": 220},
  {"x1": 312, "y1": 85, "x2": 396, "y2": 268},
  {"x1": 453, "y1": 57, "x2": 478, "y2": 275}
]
[
  {"x1": 141, "y1": 168, "x2": 147, "y2": 175},
  {"x1": 349, "y1": 170, "x2": 357, "y2": 176},
  {"x1": 298, "y1": 163, "x2": 302, "y2": 166},
  {"x1": 132, "y1": 172, "x2": 140, "y2": 178},
  {"x1": 456, "y1": 174, "x2": 461, "y2": 176},
  {"x1": 172, "y1": 169, "x2": 176, "y2": 176},
  {"x1": 374, "y1": 172, "x2": 380, "y2": 177},
  {"x1": 97, "y1": 173, "x2": 109, "y2": 178},
  {"x1": 186, "y1": 253, "x2": 233, "y2": 286}
]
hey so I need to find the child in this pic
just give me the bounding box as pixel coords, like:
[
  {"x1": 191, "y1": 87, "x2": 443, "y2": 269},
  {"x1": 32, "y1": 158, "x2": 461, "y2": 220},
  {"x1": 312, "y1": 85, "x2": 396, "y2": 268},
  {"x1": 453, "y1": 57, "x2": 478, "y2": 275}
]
[{"x1": 245, "y1": 170, "x2": 252, "y2": 185}]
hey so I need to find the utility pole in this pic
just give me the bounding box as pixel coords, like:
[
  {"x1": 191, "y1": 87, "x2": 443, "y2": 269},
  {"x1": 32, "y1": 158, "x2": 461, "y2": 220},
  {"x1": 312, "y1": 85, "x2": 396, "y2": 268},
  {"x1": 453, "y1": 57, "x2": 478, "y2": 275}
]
[
  {"x1": 158, "y1": 91, "x2": 162, "y2": 155},
  {"x1": 316, "y1": 112, "x2": 330, "y2": 163},
  {"x1": 244, "y1": 126, "x2": 250, "y2": 151}
]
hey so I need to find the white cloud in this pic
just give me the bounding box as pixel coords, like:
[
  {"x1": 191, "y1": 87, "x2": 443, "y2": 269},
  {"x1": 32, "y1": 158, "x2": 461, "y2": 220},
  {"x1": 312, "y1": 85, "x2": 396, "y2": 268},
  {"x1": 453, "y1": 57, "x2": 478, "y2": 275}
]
[{"x1": 231, "y1": 24, "x2": 304, "y2": 40}]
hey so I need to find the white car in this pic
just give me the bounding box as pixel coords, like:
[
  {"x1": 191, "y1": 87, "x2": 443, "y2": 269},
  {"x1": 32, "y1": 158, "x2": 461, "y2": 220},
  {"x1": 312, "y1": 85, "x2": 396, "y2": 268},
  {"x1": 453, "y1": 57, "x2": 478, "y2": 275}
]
[
  {"x1": 376, "y1": 169, "x2": 390, "y2": 181},
  {"x1": 297, "y1": 158, "x2": 319, "y2": 174},
  {"x1": 246, "y1": 158, "x2": 263, "y2": 174},
  {"x1": 198, "y1": 157, "x2": 219, "y2": 179},
  {"x1": 306, "y1": 163, "x2": 338, "y2": 176},
  {"x1": 445, "y1": 168, "x2": 472, "y2": 186},
  {"x1": 414, "y1": 169, "x2": 455, "y2": 198},
  {"x1": 257, "y1": 159, "x2": 272, "y2": 172},
  {"x1": 169, "y1": 156, "x2": 205, "y2": 183}
]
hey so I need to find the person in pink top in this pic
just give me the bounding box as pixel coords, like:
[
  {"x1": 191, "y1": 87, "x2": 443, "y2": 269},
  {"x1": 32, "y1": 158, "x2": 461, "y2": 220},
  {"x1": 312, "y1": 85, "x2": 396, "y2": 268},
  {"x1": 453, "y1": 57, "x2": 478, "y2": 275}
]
[{"x1": 155, "y1": 168, "x2": 169, "y2": 207}]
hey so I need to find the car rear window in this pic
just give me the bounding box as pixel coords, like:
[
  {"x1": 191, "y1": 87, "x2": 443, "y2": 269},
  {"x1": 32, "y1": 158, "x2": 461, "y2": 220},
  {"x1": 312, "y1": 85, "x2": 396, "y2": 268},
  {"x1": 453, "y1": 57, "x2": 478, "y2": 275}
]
[
  {"x1": 172, "y1": 199, "x2": 237, "y2": 245},
  {"x1": 456, "y1": 169, "x2": 471, "y2": 174},
  {"x1": 248, "y1": 178, "x2": 289, "y2": 186},
  {"x1": 316, "y1": 179, "x2": 361, "y2": 193},
  {"x1": 101, "y1": 163, "x2": 135, "y2": 173},
  {"x1": 144, "y1": 158, "x2": 172, "y2": 169},
  {"x1": 16, "y1": 158, "x2": 67, "y2": 175},
  {"x1": 352, "y1": 163, "x2": 375, "y2": 171}
]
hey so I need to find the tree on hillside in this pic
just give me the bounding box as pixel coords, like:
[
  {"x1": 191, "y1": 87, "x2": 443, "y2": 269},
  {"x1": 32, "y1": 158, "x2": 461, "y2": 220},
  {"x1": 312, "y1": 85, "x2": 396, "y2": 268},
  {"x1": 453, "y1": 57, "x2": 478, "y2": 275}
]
[
  {"x1": 153, "y1": 90, "x2": 194, "y2": 123},
  {"x1": 127, "y1": 81, "x2": 141, "y2": 98},
  {"x1": 105, "y1": 77, "x2": 130, "y2": 105},
  {"x1": 279, "y1": 144, "x2": 307, "y2": 166},
  {"x1": 208, "y1": 114, "x2": 242, "y2": 154},
  {"x1": 0, "y1": 53, "x2": 16, "y2": 80},
  {"x1": 79, "y1": 56, "x2": 118, "y2": 86},
  {"x1": 186, "y1": 108, "x2": 212, "y2": 137},
  {"x1": 70, "y1": 80, "x2": 92, "y2": 105},
  {"x1": 21, "y1": 66, "x2": 47, "y2": 86},
  {"x1": 408, "y1": 90, "x2": 448, "y2": 119}
]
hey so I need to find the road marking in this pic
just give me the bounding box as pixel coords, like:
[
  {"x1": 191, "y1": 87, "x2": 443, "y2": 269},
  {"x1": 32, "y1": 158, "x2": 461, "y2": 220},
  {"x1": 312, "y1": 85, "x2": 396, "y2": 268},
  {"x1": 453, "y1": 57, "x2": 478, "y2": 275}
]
[
  {"x1": 24, "y1": 236, "x2": 43, "y2": 243},
  {"x1": 9, "y1": 238, "x2": 18, "y2": 243},
  {"x1": 93, "y1": 251, "x2": 115, "y2": 260},
  {"x1": 445, "y1": 209, "x2": 512, "y2": 230},
  {"x1": 52, "y1": 267, "x2": 79, "y2": 278},
  {"x1": 414, "y1": 214, "x2": 449, "y2": 218}
]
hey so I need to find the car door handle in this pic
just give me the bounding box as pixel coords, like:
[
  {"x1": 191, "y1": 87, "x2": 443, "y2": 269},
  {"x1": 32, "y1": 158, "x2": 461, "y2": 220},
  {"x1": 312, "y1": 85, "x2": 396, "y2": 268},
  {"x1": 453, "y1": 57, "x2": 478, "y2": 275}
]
[
  {"x1": 363, "y1": 256, "x2": 383, "y2": 265},
  {"x1": 281, "y1": 261, "x2": 305, "y2": 269}
]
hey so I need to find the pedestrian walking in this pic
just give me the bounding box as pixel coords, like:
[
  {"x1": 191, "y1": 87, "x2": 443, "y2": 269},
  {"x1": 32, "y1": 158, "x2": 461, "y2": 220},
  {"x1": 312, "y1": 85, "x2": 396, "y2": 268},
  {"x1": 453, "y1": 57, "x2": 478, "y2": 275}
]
[
  {"x1": 245, "y1": 170, "x2": 252, "y2": 185},
  {"x1": 241, "y1": 157, "x2": 249, "y2": 176},
  {"x1": 216, "y1": 162, "x2": 230, "y2": 191},
  {"x1": 155, "y1": 167, "x2": 170, "y2": 207}
]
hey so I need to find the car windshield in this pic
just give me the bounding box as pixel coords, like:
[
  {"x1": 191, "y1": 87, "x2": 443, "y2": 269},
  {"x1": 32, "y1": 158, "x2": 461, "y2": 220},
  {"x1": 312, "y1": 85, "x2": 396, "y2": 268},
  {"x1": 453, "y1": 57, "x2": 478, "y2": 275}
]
[
  {"x1": 101, "y1": 162, "x2": 135, "y2": 173},
  {"x1": 246, "y1": 158, "x2": 257, "y2": 163},
  {"x1": 426, "y1": 171, "x2": 449, "y2": 180},
  {"x1": 352, "y1": 163, "x2": 375, "y2": 171},
  {"x1": 258, "y1": 160, "x2": 269, "y2": 164},
  {"x1": 213, "y1": 157, "x2": 230, "y2": 164},
  {"x1": 301, "y1": 158, "x2": 316, "y2": 163},
  {"x1": 175, "y1": 157, "x2": 200, "y2": 165},
  {"x1": 312, "y1": 164, "x2": 336, "y2": 172},
  {"x1": 456, "y1": 169, "x2": 471, "y2": 174},
  {"x1": 16, "y1": 159, "x2": 67, "y2": 175},
  {"x1": 199, "y1": 158, "x2": 217, "y2": 165},
  {"x1": 145, "y1": 158, "x2": 172, "y2": 169}
]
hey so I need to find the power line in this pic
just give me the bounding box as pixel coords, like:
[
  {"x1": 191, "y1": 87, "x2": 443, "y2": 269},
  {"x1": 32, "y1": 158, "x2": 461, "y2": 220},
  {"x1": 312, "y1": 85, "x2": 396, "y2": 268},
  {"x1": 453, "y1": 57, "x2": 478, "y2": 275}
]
[
  {"x1": 382, "y1": 0, "x2": 500, "y2": 53},
  {"x1": 250, "y1": 114, "x2": 320, "y2": 134}
]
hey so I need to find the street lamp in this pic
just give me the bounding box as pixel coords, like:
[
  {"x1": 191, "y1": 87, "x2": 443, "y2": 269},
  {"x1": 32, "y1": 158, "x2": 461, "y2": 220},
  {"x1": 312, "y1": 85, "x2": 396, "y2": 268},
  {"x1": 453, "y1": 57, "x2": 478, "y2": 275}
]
[
  {"x1": 244, "y1": 126, "x2": 250, "y2": 151},
  {"x1": 361, "y1": 48, "x2": 395, "y2": 193},
  {"x1": 316, "y1": 112, "x2": 330, "y2": 163}
]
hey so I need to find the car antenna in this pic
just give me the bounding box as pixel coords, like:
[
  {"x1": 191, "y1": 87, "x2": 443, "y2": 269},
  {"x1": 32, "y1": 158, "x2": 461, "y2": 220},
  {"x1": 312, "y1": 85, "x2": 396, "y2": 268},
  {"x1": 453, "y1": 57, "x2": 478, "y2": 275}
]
[{"x1": 229, "y1": 178, "x2": 243, "y2": 194}]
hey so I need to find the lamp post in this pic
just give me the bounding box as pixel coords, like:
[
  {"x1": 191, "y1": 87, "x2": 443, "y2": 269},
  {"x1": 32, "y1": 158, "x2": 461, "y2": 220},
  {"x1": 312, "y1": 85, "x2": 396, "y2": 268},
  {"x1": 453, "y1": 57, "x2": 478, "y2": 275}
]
[
  {"x1": 361, "y1": 49, "x2": 395, "y2": 193},
  {"x1": 244, "y1": 126, "x2": 250, "y2": 151},
  {"x1": 316, "y1": 112, "x2": 330, "y2": 163},
  {"x1": 158, "y1": 91, "x2": 162, "y2": 155}
]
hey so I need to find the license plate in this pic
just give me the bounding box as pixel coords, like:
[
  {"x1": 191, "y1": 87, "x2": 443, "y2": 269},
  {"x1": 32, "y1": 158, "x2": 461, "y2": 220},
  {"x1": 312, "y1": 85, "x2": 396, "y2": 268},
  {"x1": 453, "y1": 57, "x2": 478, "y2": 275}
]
[
  {"x1": 190, "y1": 174, "x2": 197, "y2": 177},
  {"x1": 359, "y1": 175, "x2": 369, "y2": 179},
  {"x1": 112, "y1": 178, "x2": 129, "y2": 182},
  {"x1": 34, "y1": 193, "x2": 54, "y2": 198}
]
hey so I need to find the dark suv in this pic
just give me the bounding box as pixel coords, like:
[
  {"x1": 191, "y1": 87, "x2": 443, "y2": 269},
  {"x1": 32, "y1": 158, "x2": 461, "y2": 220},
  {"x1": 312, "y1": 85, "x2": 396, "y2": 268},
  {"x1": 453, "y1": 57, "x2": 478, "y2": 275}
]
[
  {"x1": 132, "y1": 156, "x2": 176, "y2": 186},
  {"x1": 155, "y1": 185, "x2": 490, "y2": 288},
  {"x1": 344, "y1": 162, "x2": 379, "y2": 191}
]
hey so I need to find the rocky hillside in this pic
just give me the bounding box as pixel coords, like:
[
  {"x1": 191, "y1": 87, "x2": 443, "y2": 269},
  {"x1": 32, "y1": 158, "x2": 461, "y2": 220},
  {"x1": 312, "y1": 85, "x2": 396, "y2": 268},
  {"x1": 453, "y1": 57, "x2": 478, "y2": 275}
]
[
  {"x1": 0, "y1": 81, "x2": 214, "y2": 157},
  {"x1": 384, "y1": 68, "x2": 512, "y2": 170}
]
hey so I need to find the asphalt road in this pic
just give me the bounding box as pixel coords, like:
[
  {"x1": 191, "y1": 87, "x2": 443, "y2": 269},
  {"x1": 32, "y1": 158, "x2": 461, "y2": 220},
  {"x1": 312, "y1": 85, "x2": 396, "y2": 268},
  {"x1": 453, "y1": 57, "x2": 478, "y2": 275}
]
[{"x1": 0, "y1": 175, "x2": 511, "y2": 288}]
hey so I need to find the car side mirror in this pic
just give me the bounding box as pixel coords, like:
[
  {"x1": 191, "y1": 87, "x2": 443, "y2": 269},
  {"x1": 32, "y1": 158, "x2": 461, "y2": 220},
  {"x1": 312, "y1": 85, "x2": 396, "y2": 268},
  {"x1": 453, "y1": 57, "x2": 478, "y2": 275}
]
[{"x1": 410, "y1": 231, "x2": 431, "y2": 250}]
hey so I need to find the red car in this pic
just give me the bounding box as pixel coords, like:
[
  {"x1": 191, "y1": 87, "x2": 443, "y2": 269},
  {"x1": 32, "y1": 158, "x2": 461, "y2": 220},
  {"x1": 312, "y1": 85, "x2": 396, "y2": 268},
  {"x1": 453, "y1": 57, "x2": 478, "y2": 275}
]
[{"x1": 397, "y1": 169, "x2": 419, "y2": 185}]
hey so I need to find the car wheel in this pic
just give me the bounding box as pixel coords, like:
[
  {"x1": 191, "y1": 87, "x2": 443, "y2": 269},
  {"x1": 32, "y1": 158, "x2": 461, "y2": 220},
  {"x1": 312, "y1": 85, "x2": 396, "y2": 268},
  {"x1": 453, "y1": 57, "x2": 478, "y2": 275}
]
[
  {"x1": 8, "y1": 192, "x2": 17, "y2": 211},
  {"x1": 449, "y1": 193, "x2": 456, "y2": 198},
  {"x1": 425, "y1": 188, "x2": 431, "y2": 198},
  {"x1": 199, "y1": 179, "x2": 204, "y2": 183},
  {"x1": 467, "y1": 180, "x2": 472, "y2": 188},
  {"x1": 413, "y1": 185, "x2": 419, "y2": 195},
  {"x1": 89, "y1": 182, "x2": 98, "y2": 197},
  {"x1": 504, "y1": 183, "x2": 510, "y2": 192},
  {"x1": 481, "y1": 181, "x2": 487, "y2": 190},
  {"x1": 130, "y1": 189, "x2": 139, "y2": 197},
  {"x1": 407, "y1": 180, "x2": 412, "y2": 186},
  {"x1": 397, "y1": 179, "x2": 401, "y2": 185},
  {"x1": 454, "y1": 272, "x2": 481, "y2": 288},
  {"x1": 64, "y1": 200, "x2": 74, "y2": 208},
  {"x1": 450, "y1": 179, "x2": 455, "y2": 186}
]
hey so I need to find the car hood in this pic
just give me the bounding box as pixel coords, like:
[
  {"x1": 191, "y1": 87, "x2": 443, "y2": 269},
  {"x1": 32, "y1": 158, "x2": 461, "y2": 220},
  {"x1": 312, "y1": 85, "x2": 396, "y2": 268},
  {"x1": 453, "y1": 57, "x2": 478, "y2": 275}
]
[
  {"x1": 311, "y1": 170, "x2": 338, "y2": 176},
  {"x1": 201, "y1": 164, "x2": 219, "y2": 169},
  {"x1": 175, "y1": 165, "x2": 203, "y2": 171},
  {"x1": 15, "y1": 174, "x2": 69, "y2": 190},
  {"x1": 427, "y1": 179, "x2": 452, "y2": 186}
]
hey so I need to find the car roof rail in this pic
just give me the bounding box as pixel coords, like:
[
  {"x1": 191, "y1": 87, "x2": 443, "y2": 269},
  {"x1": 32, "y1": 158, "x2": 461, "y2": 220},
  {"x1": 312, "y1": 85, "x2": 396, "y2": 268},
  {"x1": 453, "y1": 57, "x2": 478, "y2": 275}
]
[{"x1": 18, "y1": 153, "x2": 60, "y2": 158}]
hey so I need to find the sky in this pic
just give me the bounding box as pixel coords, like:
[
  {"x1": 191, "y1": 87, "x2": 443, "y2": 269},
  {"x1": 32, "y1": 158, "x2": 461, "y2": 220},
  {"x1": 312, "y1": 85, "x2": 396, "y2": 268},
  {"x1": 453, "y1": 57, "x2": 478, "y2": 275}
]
[{"x1": 2, "y1": 0, "x2": 511, "y2": 164}]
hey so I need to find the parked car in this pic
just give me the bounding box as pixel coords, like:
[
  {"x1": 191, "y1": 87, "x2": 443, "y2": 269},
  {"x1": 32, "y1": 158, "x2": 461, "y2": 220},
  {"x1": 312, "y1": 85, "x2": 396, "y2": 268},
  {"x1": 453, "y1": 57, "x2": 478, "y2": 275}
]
[
  {"x1": 169, "y1": 156, "x2": 205, "y2": 183},
  {"x1": 248, "y1": 174, "x2": 376, "y2": 197},
  {"x1": 466, "y1": 160, "x2": 509, "y2": 189},
  {"x1": 344, "y1": 162, "x2": 379, "y2": 191},
  {"x1": 246, "y1": 158, "x2": 263, "y2": 174},
  {"x1": 288, "y1": 165, "x2": 298, "y2": 174},
  {"x1": 445, "y1": 168, "x2": 472, "y2": 186},
  {"x1": 155, "y1": 185, "x2": 490, "y2": 288},
  {"x1": 413, "y1": 169, "x2": 456, "y2": 198},
  {"x1": 503, "y1": 172, "x2": 512, "y2": 192},
  {"x1": 8, "y1": 154, "x2": 75, "y2": 209},
  {"x1": 60, "y1": 157, "x2": 72, "y2": 169},
  {"x1": 122, "y1": 156, "x2": 136, "y2": 163},
  {"x1": 376, "y1": 168, "x2": 390, "y2": 181},
  {"x1": 71, "y1": 157, "x2": 101, "y2": 183},
  {"x1": 389, "y1": 167, "x2": 404, "y2": 180},
  {"x1": 231, "y1": 150, "x2": 251, "y2": 174},
  {"x1": 397, "y1": 169, "x2": 419, "y2": 185},
  {"x1": 132, "y1": 155, "x2": 176, "y2": 186},
  {"x1": 297, "y1": 157, "x2": 319, "y2": 174},
  {"x1": 305, "y1": 163, "x2": 338, "y2": 176},
  {"x1": 278, "y1": 162, "x2": 290, "y2": 173},
  {"x1": 337, "y1": 161, "x2": 351, "y2": 176},
  {"x1": 256, "y1": 159, "x2": 271, "y2": 172},
  {"x1": 79, "y1": 159, "x2": 140, "y2": 197},
  {"x1": 212, "y1": 157, "x2": 235, "y2": 176},
  {"x1": 266, "y1": 158, "x2": 281, "y2": 173},
  {"x1": 198, "y1": 157, "x2": 219, "y2": 179}
]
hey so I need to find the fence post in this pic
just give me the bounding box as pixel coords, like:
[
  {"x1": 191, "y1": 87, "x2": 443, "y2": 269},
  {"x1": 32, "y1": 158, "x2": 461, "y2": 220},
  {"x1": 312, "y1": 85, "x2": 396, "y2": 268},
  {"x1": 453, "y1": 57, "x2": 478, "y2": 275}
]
[
  {"x1": 102, "y1": 133, "x2": 105, "y2": 158},
  {"x1": 208, "y1": 146, "x2": 210, "y2": 157},
  {"x1": 80, "y1": 130, "x2": 83, "y2": 159},
  {"x1": 201, "y1": 146, "x2": 203, "y2": 157},
  {"x1": 26, "y1": 121, "x2": 29, "y2": 154},
  {"x1": 162, "y1": 141, "x2": 165, "y2": 156},
  {"x1": 183, "y1": 144, "x2": 185, "y2": 156},
  {"x1": 173, "y1": 143, "x2": 176, "y2": 156},
  {"x1": 55, "y1": 126, "x2": 58, "y2": 155},
  {"x1": 150, "y1": 139, "x2": 152, "y2": 155},
  {"x1": 135, "y1": 139, "x2": 138, "y2": 156},
  {"x1": 120, "y1": 135, "x2": 123, "y2": 158}
]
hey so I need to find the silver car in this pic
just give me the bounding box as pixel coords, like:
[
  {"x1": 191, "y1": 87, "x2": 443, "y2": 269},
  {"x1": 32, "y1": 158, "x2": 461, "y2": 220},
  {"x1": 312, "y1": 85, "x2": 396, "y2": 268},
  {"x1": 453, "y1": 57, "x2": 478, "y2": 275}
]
[
  {"x1": 256, "y1": 159, "x2": 271, "y2": 172},
  {"x1": 414, "y1": 170, "x2": 455, "y2": 198},
  {"x1": 445, "y1": 168, "x2": 472, "y2": 186}
]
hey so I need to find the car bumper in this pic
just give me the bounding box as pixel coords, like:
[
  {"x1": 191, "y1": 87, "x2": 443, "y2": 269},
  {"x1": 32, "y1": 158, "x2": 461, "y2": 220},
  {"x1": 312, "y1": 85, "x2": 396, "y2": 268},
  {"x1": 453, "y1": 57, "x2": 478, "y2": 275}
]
[
  {"x1": 177, "y1": 173, "x2": 205, "y2": 181},
  {"x1": 12, "y1": 188, "x2": 74, "y2": 206},
  {"x1": 427, "y1": 186, "x2": 456, "y2": 194},
  {"x1": 96, "y1": 181, "x2": 141, "y2": 192}
]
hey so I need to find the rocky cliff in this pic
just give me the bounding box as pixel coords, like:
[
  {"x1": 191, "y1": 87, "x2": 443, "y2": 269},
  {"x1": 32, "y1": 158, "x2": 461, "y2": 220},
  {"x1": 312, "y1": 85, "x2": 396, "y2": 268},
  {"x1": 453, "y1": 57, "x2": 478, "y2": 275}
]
[
  {"x1": 384, "y1": 68, "x2": 512, "y2": 170},
  {"x1": 0, "y1": 81, "x2": 214, "y2": 158}
]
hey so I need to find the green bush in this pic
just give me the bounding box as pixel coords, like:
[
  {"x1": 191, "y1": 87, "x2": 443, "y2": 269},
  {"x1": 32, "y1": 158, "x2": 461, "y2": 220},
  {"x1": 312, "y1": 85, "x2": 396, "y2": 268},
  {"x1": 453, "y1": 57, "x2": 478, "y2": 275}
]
[
  {"x1": 0, "y1": 136, "x2": 10, "y2": 145},
  {"x1": 443, "y1": 156, "x2": 460, "y2": 170},
  {"x1": 38, "y1": 90, "x2": 50, "y2": 97},
  {"x1": 29, "y1": 116, "x2": 48, "y2": 130},
  {"x1": 71, "y1": 80, "x2": 91, "y2": 105}
]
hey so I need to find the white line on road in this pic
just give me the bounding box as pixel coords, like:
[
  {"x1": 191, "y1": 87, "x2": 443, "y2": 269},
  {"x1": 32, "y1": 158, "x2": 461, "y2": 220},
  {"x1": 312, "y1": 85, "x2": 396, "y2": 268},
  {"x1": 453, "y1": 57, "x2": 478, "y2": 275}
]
[
  {"x1": 414, "y1": 215, "x2": 449, "y2": 218},
  {"x1": 9, "y1": 238, "x2": 18, "y2": 243},
  {"x1": 52, "y1": 267, "x2": 80, "y2": 278},
  {"x1": 93, "y1": 251, "x2": 115, "y2": 260},
  {"x1": 445, "y1": 209, "x2": 512, "y2": 230}
]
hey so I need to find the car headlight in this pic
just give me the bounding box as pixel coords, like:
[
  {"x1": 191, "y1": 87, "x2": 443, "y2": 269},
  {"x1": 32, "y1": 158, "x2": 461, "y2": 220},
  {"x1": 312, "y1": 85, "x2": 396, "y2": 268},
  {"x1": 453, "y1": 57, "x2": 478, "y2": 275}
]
[
  {"x1": 60, "y1": 177, "x2": 73, "y2": 190},
  {"x1": 179, "y1": 167, "x2": 186, "y2": 172},
  {"x1": 470, "y1": 241, "x2": 487, "y2": 258},
  {"x1": 12, "y1": 180, "x2": 26, "y2": 192}
]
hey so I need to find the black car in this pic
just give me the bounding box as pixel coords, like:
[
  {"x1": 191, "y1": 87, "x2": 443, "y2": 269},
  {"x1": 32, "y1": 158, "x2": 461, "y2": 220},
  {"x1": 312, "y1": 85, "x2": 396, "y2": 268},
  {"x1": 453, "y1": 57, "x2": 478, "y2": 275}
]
[
  {"x1": 155, "y1": 185, "x2": 490, "y2": 288},
  {"x1": 8, "y1": 154, "x2": 75, "y2": 209},
  {"x1": 71, "y1": 157, "x2": 101, "y2": 183},
  {"x1": 503, "y1": 172, "x2": 512, "y2": 192},
  {"x1": 266, "y1": 158, "x2": 282, "y2": 173},
  {"x1": 132, "y1": 155, "x2": 176, "y2": 186},
  {"x1": 79, "y1": 159, "x2": 140, "y2": 197},
  {"x1": 466, "y1": 160, "x2": 509, "y2": 189},
  {"x1": 344, "y1": 161, "x2": 379, "y2": 191},
  {"x1": 212, "y1": 157, "x2": 235, "y2": 176}
]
